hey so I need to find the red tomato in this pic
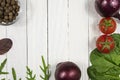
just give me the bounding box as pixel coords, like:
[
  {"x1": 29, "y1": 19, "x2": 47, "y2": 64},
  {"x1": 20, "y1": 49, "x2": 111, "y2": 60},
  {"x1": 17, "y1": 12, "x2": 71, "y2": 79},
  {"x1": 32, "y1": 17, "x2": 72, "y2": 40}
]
[
  {"x1": 96, "y1": 35, "x2": 115, "y2": 53},
  {"x1": 99, "y1": 17, "x2": 116, "y2": 34}
]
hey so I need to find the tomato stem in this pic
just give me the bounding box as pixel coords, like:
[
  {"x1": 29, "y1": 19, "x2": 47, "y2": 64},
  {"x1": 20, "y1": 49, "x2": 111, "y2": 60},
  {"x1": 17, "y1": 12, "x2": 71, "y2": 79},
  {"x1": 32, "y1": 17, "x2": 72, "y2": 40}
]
[
  {"x1": 99, "y1": 38, "x2": 113, "y2": 51},
  {"x1": 100, "y1": 19, "x2": 113, "y2": 31}
]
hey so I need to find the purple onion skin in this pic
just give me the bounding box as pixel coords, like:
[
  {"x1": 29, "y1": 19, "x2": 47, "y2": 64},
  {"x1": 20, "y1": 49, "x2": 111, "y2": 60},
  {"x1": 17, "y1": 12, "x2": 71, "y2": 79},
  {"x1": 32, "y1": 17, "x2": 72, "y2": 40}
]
[
  {"x1": 95, "y1": 0, "x2": 120, "y2": 20},
  {"x1": 55, "y1": 62, "x2": 81, "y2": 80}
]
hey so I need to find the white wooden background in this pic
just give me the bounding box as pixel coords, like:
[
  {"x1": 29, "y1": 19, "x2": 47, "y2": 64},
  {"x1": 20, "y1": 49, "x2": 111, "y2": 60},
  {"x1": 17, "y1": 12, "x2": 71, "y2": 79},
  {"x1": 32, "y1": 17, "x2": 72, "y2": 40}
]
[{"x1": 1, "y1": 0, "x2": 119, "y2": 80}]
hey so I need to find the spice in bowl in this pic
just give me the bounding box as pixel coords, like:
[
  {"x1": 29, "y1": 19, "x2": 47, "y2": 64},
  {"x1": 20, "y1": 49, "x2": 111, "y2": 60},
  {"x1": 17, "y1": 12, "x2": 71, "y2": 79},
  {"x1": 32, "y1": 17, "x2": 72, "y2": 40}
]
[{"x1": 0, "y1": 0, "x2": 20, "y2": 25}]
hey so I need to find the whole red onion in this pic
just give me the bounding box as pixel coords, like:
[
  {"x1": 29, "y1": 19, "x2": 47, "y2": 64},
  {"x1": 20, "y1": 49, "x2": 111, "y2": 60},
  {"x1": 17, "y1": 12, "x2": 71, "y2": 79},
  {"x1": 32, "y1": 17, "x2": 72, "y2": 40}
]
[
  {"x1": 55, "y1": 61, "x2": 81, "y2": 80},
  {"x1": 95, "y1": 0, "x2": 120, "y2": 20}
]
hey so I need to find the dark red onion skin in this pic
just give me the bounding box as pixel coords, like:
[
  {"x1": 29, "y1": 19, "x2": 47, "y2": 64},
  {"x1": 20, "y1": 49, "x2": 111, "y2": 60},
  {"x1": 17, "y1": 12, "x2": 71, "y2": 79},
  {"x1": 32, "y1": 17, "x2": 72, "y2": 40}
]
[
  {"x1": 95, "y1": 0, "x2": 120, "y2": 19},
  {"x1": 55, "y1": 62, "x2": 81, "y2": 80}
]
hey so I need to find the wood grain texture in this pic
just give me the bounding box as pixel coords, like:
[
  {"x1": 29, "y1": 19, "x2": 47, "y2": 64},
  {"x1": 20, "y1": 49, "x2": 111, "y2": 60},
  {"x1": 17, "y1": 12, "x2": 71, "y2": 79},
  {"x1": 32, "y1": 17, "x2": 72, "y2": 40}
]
[
  {"x1": 48, "y1": 0, "x2": 68, "y2": 80},
  {"x1": 27, "y1": 0, "x2": 47, "y2": 79},
  {"x1": 6, "y1": 0, "x2": 27, "y2": 79},
  {"x1": 69, "y1": 0, "x2": 89, "y2": 79},
  {"x1": 0, "y1": 0, "x2": 95, "y2": 79},
  {"x1": 0, "y1": 27, "x2": 7, "y2": 80},
  {"x1": 88, "y1": 0, "x2": 101, "y2": 54}
]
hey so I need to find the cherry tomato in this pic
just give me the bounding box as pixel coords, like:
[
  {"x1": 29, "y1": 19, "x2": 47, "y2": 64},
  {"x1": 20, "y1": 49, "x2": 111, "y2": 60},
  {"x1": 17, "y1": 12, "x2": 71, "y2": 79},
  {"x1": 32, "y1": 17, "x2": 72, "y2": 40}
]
[
  {"x1": 96, "y1": 35, "x2": 115, "y2": 53},
  {"x1": 99, "y1": 17, "x2": 116, "y2": 34}
]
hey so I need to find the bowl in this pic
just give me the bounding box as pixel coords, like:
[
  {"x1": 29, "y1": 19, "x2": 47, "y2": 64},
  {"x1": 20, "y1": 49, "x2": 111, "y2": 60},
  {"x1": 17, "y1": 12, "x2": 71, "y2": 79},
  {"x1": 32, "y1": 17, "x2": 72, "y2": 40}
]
[{"x1": 0, "y1": 0, "x2": 20, "y2": 25}]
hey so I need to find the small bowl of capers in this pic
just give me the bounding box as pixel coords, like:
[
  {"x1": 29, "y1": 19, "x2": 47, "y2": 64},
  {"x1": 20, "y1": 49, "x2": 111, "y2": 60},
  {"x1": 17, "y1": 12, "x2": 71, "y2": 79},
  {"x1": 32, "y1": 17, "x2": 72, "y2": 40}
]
[{"x1": 0, "y1": 0, "x2": 20, "y2": 25}]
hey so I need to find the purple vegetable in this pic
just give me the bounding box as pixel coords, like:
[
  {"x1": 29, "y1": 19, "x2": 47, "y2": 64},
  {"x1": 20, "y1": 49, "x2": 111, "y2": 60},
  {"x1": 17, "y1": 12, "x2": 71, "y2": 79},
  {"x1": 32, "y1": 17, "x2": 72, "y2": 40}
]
[
  {"x1": 95, "y1": 0, "x2": 120, "y2": 20},
  {"x1": 55, "y1": 61, "x2": 81, "y2": 80},
  {"x1": 0, "y1": 38, "x2": 13, "y2": 55}
]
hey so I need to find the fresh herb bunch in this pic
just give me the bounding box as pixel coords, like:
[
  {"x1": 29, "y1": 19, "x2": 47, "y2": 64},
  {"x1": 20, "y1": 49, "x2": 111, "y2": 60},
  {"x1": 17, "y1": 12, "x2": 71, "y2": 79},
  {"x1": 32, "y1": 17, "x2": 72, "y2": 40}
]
[
  {"x1": 12, "y1": 68, "x2": 21, "y2": 80},
  {"x1": 0, "y1": 58, "x2": 8, "y2": 75},
  {"x1": 26, "y1": 66, "x2": 36, "y2": 80},
  {"x1": 0, "y1": 56, "x2": 51, "y2": 80},
  {"x1": 40, "y1": 56, "x2": 51, "y2": 80}
]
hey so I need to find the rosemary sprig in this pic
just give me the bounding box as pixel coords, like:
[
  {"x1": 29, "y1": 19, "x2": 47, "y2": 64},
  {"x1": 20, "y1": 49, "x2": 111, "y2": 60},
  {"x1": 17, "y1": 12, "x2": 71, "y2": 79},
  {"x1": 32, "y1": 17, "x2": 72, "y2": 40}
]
[
  {"x1": 40, "y1": 56, "x2": 51, "y2": 80},
  {"x1": 0, "y1": 58, "x2": 8, "y2": 75},
  {"x1": 26, "y1": 66, "x2": 36, "y2": 80},
  {"x1": 0, "y1": 56, "x2": 51, "y2": 80},
  {"x1": 1, "y1": 78, "x2": 5, "y2": 80},
  {"x1": 12, "y1": 68, "x2": 22, "y2": 80},
  {"x1": 12, "y1": 68, "x2": 17, "y2": 80}
]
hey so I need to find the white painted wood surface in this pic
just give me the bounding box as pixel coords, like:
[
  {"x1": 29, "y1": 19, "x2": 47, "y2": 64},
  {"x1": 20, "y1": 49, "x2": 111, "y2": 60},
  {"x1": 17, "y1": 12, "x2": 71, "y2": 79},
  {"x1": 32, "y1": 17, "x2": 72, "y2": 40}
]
[{"x1": 0, "y1": 0, "x2": 100, "y2": 79}]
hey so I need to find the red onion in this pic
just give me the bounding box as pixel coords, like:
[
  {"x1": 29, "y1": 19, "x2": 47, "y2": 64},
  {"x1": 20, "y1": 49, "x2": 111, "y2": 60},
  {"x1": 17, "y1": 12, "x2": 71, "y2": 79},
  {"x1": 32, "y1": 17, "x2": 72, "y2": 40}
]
[
  {"x1": 55, "y1": 61, "x2": 81, "y2": 80},
  {"x1": 95, "y1": 0, "x2": 120, "y2": 20}
]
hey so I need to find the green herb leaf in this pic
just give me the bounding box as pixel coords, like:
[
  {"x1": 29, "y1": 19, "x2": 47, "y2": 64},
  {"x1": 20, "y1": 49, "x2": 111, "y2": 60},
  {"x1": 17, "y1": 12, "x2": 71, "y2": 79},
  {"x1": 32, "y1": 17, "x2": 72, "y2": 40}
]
[
  {"x1": 12, "y1": 68, "x2": 22, "y2": 80},
  {"x1": 1, "y1": 78, "x2": 5, "y2": 80},
  {"x1": 26, "y1": 66, "x2": 36, "y2": 80},
  {"x1": 0, "y1": 59, "x2": 7, "y2": 71},
  {"x1": 12, "y1": 68, "x2": 17, "y2": 80},
  {"x1": 0, "y1": 58, "x2": 8, "y2": 75},
  {"x1": 0, "y1": 72, "x2": 9, "y2": 74},
  {"x1": 40, "y1": 56, "x2": 51, "y2": 80}
]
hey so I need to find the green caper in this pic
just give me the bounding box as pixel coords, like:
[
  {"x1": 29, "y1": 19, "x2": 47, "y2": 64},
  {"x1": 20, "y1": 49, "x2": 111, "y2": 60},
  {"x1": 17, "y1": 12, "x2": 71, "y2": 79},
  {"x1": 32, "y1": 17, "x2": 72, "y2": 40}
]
[
  {"x1": 5, "y1": 9, "x2": 9, "y2": 13},
  {"x1": 1, "y1": 2, "x2": 5, "y2": 7},
  {"x1": 0, "y1": 0, "x2": 2, "y2": 3},
  {"x1": 9, "y1": 15, "x2": 13, "y2": 20},
  {"x1": 15, "y1": 1, "x2": 18, "y2": 5},
  {"x1": 0, "y1": 19, "x2": 2, "y2": 23},
  {"x1": 12, "y1": 10, "x2": 15, "y2": 14},
  {"x1": 15, "y1": 13, "x2": 18, "y2": 16},
  {"x1": 9, "y1": 6, "x2": 12, "y2": 11},
  {"x1": 4, "y1": 16, "x2": 9, "y2": 20},
  {"x1": 0, "y1": 7, "x2": 3, "y2": 11},
  {"x1": 8, "y1": 12, "x2": 13, "y2": 16},
  {"x1": 12, "y1": 5, "x2": 16, "y2": 9},
  {"x1": 4, "y1": 7, "x2": 7, "y2": 10},
  {"x1": 4, "y1": 12, "x2": 8, "y2": 16},
  {"x1": 0, "y1": 10, "x2": 3, "y2": 16},
  {"x1": 4, "y1": 20, "x2": 9, "y2": 23},
  {"x1": 11, "y1": 0, "x2": 15, "y2": 5},
  {"x1": 6, "y1": 4, "x2": 9, "y2": 7},
  {"x1": 17, "y1": 5, "x2": 20, "y2": 9},
  {"x1": 9, "y1": 18, "x2": 13, "y2": 22},
  {"x1": 16, "y1": 8, "x2": 19, "y2": 12},
  {"x1": 3, "y1": 19, "x2": 6, "y2": 22},
  {"x1": 13, "y1": 16, "x2": 16, "y2": 20},
  {"x1": 6, "y1": 0, "x2": 10, "y2": 4},
  {"x1": 3, "y1": 20, "x2": 7, "y2": 23}
]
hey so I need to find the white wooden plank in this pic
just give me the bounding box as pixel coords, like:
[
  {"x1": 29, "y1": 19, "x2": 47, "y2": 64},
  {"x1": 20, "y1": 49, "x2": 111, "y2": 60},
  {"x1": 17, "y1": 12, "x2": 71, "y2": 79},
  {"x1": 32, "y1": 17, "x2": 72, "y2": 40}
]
[
  {"x1": 88, "y1": 0, "x2": 101, "y2": 53},
  {"x1": 0, "y1": 26, "x2": 8, "y2": 79},
  {"x1": 88, "y1": 0, "x2": 101, "y2": 79},
  {"x1": 0, "y1": 10, "x2": 8, "y2": 79},
  {"x1": 27, "y1": 0, "x2": 47, "y2": 79},
  {"x1": 115, "y1": 18, "x2": 120, "y2": 33},
  {"x1": 6, "y1": 0, "x2": 27, "y2": 79},
  {"x1": 48, "y1": 0, "x2": 68, "y2": 80},
  {"x1": 69, "y1": 0, "x2": 89, "y2": 80}
]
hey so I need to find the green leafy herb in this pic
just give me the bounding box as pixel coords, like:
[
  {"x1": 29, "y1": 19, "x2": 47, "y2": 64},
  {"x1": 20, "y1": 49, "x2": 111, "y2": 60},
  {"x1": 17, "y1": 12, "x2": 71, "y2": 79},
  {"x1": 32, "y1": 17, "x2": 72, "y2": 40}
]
[
  {"x1": 26, "y1": 66, "x2": 36, "y2": 80},
  {"x1": 12, "y1": 68, "x2": 17, "y2": 80},
  {"x1": 12, "y1": 68, "x2": 22, "y2": 80},
  {"x1": 0, "y1": 56, "x2": 50, "y2": 80},
  {"x1": 0, "y1": 58, "x2": 8, "y2": 75},
  {"x1": 88, "y1": 33, "x2": 120, "y2": 80},
  {"x1": 40, "y1": 56, "x2": 51, "y2": 80},
  {"x1": 1, "y1": 78, "x2": 5, "y2": 80}
]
